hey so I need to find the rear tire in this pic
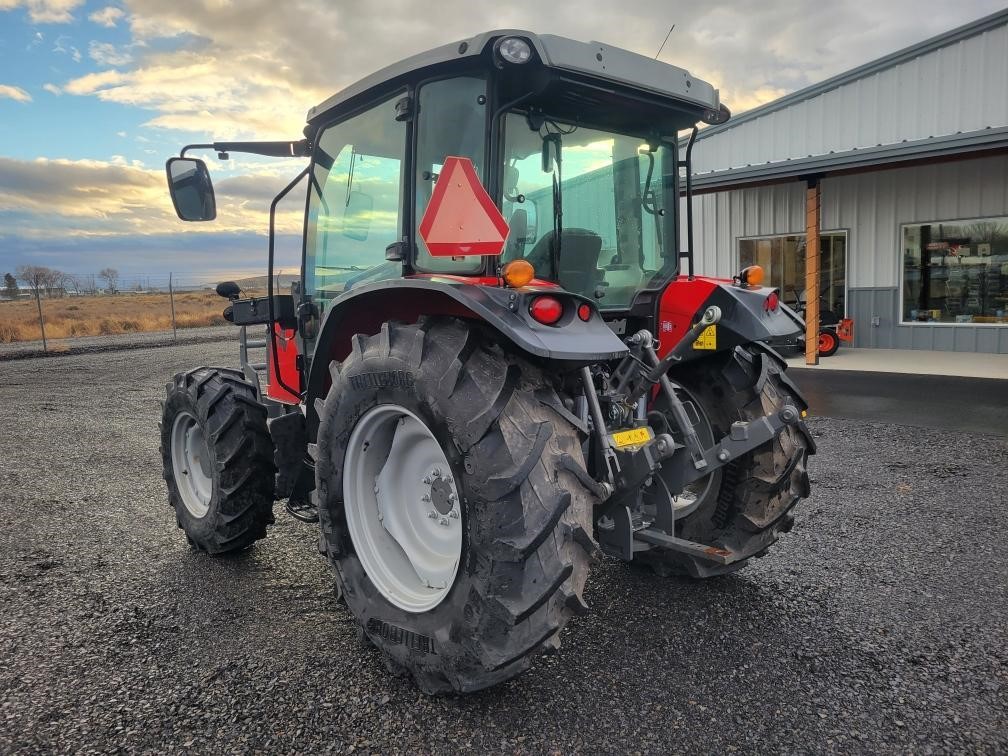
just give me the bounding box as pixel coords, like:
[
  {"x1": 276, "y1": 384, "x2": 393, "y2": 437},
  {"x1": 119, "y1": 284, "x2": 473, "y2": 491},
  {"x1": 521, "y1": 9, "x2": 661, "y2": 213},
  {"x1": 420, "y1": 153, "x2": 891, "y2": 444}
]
[
  {"x1": 639, "y1": 345, "x2": 813, "y2": 578},
  {"x1": 314, "y1": 317, "x2": 600, "y2": 694},
  {"x1": 160, "y1": 367, "x2": 275, "y2": 553}
]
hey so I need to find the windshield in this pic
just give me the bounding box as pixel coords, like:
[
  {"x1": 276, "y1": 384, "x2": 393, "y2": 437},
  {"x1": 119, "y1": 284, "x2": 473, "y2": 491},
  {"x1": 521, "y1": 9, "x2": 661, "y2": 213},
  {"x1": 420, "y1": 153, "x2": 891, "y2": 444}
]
[{"x1": 500, "y1": 112, "x2": 677, "y2": 309}]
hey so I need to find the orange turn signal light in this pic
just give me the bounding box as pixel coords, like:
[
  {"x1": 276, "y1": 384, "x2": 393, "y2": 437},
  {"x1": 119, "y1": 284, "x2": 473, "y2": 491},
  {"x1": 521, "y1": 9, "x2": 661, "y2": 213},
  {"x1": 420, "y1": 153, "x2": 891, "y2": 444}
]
[
  {"x1": 502, "y1": 259, "x2": 535, "y2": 288},
  {"x1": 740, "y1": 265, "x2": 765, "y2": 287}
]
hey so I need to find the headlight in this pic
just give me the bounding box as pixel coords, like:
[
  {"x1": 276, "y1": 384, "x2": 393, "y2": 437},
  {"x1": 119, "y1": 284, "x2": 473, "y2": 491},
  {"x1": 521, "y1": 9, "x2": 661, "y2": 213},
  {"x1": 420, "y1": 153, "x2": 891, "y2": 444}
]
[{"x1": 497, "y1": 37, "x2": 532, "y2": 65}]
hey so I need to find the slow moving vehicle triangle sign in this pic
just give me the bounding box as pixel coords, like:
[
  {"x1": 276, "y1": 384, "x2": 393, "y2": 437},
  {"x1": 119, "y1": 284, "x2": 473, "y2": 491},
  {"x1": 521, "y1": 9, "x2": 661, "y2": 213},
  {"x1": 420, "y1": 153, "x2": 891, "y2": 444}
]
[{"x1": 418, "y1": 156, "x2": 510, "y2": 257}]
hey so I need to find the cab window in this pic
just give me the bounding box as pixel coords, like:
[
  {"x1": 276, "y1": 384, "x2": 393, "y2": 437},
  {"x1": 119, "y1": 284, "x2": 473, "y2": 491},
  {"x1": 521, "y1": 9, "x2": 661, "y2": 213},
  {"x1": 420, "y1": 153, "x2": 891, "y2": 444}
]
[
  {"x1": 305, "y1": 95, "x2": 406, "y2": 313},
  {"x1": 414, "y1": 76, "x2": 487, "y2": 273}
]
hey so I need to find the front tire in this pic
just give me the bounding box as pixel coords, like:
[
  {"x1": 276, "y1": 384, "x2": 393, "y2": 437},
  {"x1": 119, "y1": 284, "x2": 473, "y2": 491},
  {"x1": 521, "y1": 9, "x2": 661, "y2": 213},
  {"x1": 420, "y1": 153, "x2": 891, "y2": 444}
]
[
  {"x1": 818, "y1": 329, "x2": 840, "y2": 357},
  {"x1": 160, "y1": 367, "x2": 275, "y2": 553},
  {"x1": 639, "y1": 345, "x2": 813, "y2": 578},
  {"x1": 314, "y1": 318, "x2": 600, "y2": 694}
]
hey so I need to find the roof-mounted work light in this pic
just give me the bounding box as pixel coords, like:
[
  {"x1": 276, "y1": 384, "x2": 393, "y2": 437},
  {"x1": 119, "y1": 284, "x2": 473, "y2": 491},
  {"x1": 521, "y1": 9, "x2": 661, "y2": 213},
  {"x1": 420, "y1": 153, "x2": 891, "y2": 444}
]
[{"x1": 496, "y1": 37, "x2": 532, "y2": 65}]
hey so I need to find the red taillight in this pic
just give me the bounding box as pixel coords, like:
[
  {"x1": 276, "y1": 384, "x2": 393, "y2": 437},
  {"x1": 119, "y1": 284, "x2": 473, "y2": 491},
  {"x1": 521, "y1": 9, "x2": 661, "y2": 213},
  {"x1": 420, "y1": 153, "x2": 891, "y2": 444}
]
[
  {"x1": 529, "y1": 296, "x2": 563, "y2": 325},
  {"x1": 577, "y1": 303, "x2": 592, "y2": 321},
  {"x1": 765, "y1": 291, "x2": 780, "y2": 312}
]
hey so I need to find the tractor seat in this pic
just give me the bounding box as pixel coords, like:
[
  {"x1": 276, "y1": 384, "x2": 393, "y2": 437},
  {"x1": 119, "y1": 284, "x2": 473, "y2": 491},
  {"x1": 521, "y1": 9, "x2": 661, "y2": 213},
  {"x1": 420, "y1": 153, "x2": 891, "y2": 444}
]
[{"x1": 526, "y1": 228, "x2": 604, "y2": 296}]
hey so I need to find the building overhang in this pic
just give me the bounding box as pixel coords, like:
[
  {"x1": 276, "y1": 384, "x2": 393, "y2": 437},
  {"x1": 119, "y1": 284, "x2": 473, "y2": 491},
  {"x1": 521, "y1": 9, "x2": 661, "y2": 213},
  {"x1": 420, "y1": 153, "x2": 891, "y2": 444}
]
[{"x1": 684, "y1": 126, "x2": 1008, "y2": 194}]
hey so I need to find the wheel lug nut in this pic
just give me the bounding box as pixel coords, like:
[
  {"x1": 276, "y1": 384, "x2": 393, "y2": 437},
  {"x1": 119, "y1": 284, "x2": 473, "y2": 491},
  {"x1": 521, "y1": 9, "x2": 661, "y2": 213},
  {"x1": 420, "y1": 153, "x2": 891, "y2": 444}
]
[
  {"x1": 427, "y1": 511, "x2": 438, "y2": 519},
  {"x1": 421, "y1": 494, "x2": 431, "y2": 502},
  {"x1": 423, "y1": 475, "x2": 433, "y2": 484},
  {"x1": 448, "y1": 492, "x2": 457, "y2": 504},
  {"x1": 439, "y1": 517, "x2": 449, "y2": 527},
  {"x1": 448, "y1": 510, "x2": 459, "y2": 519}
]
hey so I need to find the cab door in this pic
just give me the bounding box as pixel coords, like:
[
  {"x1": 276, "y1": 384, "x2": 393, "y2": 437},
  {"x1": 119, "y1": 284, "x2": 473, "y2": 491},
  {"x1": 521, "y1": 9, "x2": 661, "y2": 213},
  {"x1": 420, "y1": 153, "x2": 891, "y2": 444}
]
[{"x1": 300, "y1": 93, "x2": 410, "y2": 359}]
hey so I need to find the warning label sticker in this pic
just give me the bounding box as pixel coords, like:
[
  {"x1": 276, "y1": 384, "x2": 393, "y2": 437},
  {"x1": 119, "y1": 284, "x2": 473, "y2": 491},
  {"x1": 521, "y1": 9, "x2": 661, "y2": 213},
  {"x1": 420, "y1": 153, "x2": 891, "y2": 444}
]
[{"x1": 692, "y1": 325, "x2": 717, "y2": 350}]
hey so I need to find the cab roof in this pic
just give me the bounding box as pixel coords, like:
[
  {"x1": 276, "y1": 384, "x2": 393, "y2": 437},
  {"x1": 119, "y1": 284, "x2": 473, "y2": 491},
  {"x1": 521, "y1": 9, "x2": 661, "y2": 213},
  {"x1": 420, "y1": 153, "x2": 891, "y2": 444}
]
[{"x1": 306, "y1": 29, "x2": 722, "y2": 126}]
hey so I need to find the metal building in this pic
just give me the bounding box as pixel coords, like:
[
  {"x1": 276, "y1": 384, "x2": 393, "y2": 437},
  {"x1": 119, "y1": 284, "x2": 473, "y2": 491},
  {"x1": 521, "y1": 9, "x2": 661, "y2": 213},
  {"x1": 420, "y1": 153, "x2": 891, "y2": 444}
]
[{"x1": 684, "y1": 9, "x2": 1008, "y2": 353}]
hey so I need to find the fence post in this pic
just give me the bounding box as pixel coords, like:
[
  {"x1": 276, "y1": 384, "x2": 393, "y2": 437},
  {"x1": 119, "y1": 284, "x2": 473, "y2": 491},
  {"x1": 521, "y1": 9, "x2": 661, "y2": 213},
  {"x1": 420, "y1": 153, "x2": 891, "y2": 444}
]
[
  {"x1": 169, "y1": 272, "x2": 178, "y2": 342},
  {"x1": 34, "y1": 286, "x2": 47, "y2": 352}
]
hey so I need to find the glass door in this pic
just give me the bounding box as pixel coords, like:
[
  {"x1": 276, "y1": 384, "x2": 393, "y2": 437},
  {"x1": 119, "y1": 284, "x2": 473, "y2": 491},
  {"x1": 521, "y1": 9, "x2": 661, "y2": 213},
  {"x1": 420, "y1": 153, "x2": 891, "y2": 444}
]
[{"x1": 739, "y1": 232, "x2": 847, "y2": 318}]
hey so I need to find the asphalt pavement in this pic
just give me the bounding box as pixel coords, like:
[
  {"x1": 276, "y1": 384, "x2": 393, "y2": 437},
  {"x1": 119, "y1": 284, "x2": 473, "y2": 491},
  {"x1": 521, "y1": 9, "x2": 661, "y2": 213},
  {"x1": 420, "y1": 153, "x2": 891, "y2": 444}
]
[
  {"x1": 0, "y1": 340, "x2": 1005, "y2": 754},
  {"x1": 791, "y1": 367, "x2": 1008, "y2": 437}
]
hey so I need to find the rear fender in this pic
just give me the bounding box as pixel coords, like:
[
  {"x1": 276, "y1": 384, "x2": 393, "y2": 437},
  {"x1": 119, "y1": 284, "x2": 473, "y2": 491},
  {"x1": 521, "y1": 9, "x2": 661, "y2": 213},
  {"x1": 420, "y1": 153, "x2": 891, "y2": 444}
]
[
  {"x1": 656, "y1": 276, "x2": 802, "y2": 362},
  {"x1": 304, "y1": 278, "x2": 628, "y2": 432}
]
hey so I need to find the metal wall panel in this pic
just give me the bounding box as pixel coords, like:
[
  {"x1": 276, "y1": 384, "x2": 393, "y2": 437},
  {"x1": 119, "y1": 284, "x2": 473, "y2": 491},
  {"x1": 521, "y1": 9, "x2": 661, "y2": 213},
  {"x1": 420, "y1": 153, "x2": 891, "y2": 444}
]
[
  {"x1": 692, "y1": 23, "x2": 1008, "y2": 174},
  {"x1": 820, "y1": 154, "x2": 1008, "y2": 289},
  {"x1": 687, "y1": 155, "x2": 1008, "y2": 352}
]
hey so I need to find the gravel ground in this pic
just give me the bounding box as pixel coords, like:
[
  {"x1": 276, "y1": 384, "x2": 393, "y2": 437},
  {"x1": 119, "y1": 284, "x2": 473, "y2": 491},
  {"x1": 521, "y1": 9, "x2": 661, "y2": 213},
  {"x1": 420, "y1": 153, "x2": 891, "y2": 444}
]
[
  {"x1": 1, "y1": 341, "x2": 1005, "y2": 754},
  {"x1": 0, "y1": 325, "x2": 236, "y2": 361}
]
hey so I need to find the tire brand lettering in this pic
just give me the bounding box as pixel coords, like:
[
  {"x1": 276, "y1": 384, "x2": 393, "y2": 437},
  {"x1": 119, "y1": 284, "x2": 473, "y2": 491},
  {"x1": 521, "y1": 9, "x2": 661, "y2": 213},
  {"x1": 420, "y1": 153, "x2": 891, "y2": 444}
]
[{"x1": 350, "y1": 371, "x2": 414, "y2": 390}]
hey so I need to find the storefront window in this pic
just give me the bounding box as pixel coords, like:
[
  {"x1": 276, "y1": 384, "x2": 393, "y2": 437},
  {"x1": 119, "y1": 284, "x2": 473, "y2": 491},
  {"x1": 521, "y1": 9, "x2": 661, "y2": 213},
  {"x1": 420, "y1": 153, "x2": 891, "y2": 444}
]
[
  {"x1": 902, "y1": 217, "x2": 1008, "y2": 324},
  {"x1": 738, "y1": 233, "x2": 846, "y2": 317}
]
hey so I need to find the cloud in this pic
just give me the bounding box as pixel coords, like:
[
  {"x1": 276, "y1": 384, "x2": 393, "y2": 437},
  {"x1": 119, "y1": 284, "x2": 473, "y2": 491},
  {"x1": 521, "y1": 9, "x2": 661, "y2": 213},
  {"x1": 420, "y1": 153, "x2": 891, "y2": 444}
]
[
  {"x1": 52, "y1": 33, "x2": 81, "y2": 62},
  {"x1": 88, "y1": 40, "x2": 133, "y2": 67},
  {"x1": 0, "y1": 84, "x2": 32, "y2": 102},
  {"x1": 88, "y1": 5, "x2": 123, "y2": 27},
  {"x1": 0, "y1": 0, "x2": 83, "y2": 23},
  {"x1": 42, "y1": 0, "x2": 1002, "y2": 148},
  {"x1": 0, "y1": 155, "x2": 305, "y2": 241},
  {"x1": 42, "y1": 82, "x2": 61, "y2": 95}
]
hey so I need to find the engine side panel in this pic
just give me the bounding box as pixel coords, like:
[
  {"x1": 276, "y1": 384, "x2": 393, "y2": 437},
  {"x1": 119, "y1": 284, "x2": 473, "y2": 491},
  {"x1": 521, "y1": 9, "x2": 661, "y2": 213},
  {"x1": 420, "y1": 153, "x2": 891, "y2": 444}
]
[
  {"x1": 266, "y1": 323, "x2": 301, "y2": 404},
  {"x1": 656, "y1": 276, "x2": 802, "y2": 360}
]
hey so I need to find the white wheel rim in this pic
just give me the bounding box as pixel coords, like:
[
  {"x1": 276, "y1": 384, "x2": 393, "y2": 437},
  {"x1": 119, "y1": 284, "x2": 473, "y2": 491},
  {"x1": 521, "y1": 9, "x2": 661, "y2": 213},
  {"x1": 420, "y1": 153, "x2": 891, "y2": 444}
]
[
  {"x1": 170, "y1": 410, "x2": 213, "y2": 518},
  {"x1": 343, "y1": 404, "x2": 462, "y2": 613}
]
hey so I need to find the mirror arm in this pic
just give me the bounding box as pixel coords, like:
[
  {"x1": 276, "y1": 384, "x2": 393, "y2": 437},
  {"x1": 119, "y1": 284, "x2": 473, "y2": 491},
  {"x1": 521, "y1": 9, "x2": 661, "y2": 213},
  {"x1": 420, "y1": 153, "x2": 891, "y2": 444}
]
[{"x1": 181, "y1": 140, "x2": 311, "y2": 159}]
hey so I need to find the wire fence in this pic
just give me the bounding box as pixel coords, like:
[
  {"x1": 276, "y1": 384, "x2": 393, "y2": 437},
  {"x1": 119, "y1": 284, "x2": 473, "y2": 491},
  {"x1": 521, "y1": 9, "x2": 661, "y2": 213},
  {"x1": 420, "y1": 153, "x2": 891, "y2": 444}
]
[{"x1": 0, "y1": 271, "x2": 296, "y2": 351}]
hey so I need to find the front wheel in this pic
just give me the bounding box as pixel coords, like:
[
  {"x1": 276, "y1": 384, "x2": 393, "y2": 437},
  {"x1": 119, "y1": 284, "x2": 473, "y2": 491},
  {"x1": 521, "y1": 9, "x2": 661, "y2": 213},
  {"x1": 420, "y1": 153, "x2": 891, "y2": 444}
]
[
  {"x1": 818, "y1": 329, "x2": 840, "y2": 357},
  {"x1": 314, "y1": 318, "x2": 600, "y2": 694},
  {"x1": 160, "y1": 367, "x2": 275, "y2": 553},
  {"x1": 639, "y1": 345, "x2": 813, "y2": 578}
]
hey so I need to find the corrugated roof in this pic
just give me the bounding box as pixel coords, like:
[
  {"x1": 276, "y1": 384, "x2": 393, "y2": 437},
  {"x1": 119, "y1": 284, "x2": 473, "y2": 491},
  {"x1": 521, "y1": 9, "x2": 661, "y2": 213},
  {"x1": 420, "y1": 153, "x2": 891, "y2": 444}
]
[{"x1": 689, "y1": 8, "x2": 1008, "y2": 143}]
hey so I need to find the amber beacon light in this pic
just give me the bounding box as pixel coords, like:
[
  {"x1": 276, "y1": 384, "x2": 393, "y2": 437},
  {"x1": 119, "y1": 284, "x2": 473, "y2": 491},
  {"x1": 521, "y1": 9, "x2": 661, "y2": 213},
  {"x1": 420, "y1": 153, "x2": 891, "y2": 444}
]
[
  {"x1": 738, "y1": 265, "x2": 765, "y2": 287},
  {"x1": 502, "y1": 259, "x2": 535, "y2": 288}
]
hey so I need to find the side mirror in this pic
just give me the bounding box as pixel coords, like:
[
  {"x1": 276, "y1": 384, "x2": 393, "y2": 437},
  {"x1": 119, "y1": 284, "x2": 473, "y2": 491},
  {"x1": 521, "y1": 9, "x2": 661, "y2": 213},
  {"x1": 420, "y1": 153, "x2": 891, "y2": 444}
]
[
  {"x1": 342, "y1": 190, "x2": 373, "y2": 241},
  {"x1": 166, "y1": 157, "x2": 217, "y2": 221},
  {"x1": 215, "y1": 280, "x2": 241, "y2": 300}
]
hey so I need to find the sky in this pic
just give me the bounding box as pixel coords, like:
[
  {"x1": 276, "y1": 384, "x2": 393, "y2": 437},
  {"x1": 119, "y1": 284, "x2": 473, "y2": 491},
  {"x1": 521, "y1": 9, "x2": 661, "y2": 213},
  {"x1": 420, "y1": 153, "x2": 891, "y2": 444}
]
[{"x1": 0, "y1": 0, "x2": 1003, "y2": 287}]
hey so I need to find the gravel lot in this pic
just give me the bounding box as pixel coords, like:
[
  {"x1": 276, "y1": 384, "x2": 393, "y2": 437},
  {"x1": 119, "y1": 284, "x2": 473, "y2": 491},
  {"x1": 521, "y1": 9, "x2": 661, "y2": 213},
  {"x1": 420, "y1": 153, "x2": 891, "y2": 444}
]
[{"x1": 1, "y1": 340, "x2": 1005, "y2": 754}]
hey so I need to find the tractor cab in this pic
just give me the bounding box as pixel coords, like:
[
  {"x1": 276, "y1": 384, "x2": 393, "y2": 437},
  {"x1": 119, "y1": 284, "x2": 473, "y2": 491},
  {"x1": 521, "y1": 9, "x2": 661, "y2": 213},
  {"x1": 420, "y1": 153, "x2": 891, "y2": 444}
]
[{"x1": 296, "y1": 31, "x2": 726, "y2": 314}]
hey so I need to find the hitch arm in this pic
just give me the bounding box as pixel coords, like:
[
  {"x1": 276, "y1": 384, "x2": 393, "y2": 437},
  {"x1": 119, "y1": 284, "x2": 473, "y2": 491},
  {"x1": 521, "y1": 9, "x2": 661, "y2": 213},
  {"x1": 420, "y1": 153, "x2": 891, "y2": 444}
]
[{"x1": 662, "y1": 405, "x2": 802, "y2": 493}]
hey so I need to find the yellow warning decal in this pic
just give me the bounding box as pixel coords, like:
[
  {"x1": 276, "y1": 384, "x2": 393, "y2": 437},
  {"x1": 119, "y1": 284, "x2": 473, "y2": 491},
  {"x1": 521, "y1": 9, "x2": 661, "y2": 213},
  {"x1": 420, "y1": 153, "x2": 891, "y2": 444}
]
[
  {"x1": 610, "y1": 426, "x2": 654, "y2": 449},
  {"x1": 692, "y1": 324, "x2": 717, "y2": 350}
]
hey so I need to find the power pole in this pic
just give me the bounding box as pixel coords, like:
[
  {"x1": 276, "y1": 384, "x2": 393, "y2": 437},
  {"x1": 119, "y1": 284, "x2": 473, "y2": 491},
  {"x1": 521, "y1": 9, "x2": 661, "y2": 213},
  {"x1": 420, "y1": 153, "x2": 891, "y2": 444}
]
[{"x1": 34, "y1": 286, "x2": 47, "y2": 352}]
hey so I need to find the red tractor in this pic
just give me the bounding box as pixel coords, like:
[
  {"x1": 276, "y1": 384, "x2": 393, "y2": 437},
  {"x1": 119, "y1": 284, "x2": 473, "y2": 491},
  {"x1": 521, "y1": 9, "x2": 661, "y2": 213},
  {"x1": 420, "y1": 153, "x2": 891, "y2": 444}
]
[{"x1": 161, "y1": 31, "x2": 814, "y2": 694}]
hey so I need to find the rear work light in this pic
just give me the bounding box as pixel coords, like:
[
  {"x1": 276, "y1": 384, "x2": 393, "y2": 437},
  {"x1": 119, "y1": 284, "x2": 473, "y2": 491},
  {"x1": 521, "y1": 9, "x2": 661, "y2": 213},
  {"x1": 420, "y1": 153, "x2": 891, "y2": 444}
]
[
  {"x1": 529, "y1": 295, "x2": 563, "y2": 325},
  {"x1": 765, "y1": 291, "x2": 780, "y2": 312}
]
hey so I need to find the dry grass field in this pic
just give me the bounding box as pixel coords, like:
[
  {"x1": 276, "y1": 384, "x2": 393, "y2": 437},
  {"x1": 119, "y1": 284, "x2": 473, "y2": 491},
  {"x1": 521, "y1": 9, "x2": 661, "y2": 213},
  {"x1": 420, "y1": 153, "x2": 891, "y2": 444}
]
[{"x1": 0, "y1": 290, "x2": 240, "y2": 343}]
